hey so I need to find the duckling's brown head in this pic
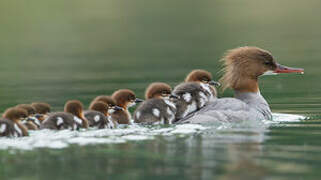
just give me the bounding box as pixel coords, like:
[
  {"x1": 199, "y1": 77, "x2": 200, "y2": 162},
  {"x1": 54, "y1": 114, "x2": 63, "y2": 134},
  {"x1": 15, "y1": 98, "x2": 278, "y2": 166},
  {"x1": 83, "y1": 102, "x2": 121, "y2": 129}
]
[
  {"x1": 16, "y1": 104, "x2": 36, "y2": 116},
  {"x1": 3, "y1": 107, "x2": 28, "y2": 121},
  {"x1": 31, "y1": 102, "x2": 51, "y2": 114},
  {"x1": 112, "y1": 89, "x2": 143, "y2": 109},
  {"x1": 185, "y1": 69, "x2": 220, "y2": 87},
  {"x1": 145, "y1": 82, "x2": 172, "y2": 99},
  {"x1": 220, "y1": 46, "x2": 278, "y2": 92},
  {"x1": 89, "y1": 101, "x2": 108, "y2": 115},
  {"x1": 91, "y1": 96, "x2": 116, "y2": 107},
  {"x1": 64, "y1": 100, "x2": 84, "y2": 117}
]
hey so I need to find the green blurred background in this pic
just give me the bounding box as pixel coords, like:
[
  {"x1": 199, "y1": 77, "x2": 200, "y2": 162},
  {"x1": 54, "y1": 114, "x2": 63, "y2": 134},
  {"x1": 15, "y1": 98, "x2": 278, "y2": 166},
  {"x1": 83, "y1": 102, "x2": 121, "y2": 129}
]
[
  {"x1": 1, "y1": 1, "x2": 321, "y2": 180},
  {"x1": 0, "y1": 0, "x2": 320, "y2": 112}
]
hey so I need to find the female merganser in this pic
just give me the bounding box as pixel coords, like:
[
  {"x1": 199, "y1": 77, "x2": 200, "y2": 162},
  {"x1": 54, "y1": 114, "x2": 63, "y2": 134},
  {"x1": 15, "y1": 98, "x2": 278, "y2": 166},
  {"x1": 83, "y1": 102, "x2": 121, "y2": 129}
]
[
  {"x1": 0, "y1": 107, "x2": 29, "y2": 137},
  {"x1": 41, "y1": 100, "x2": 89, "y2": 130},
  {"x1": 84, "y1": 101, "x2": 121, "y2": 129},
  {"x1": 185, "y1": 69, "x2": 220, "y2": 100},
  {"x1": 172, "y1": 82, "x2": 212, "y2": 121},
  {"x1": 177, "y1": 46, "x2": 304, "y2": 124},
  {"x1": 111, "y1": 89, "x2": 143, "y2": 124},
  {"x1": 31, "y1": 102, "x2": 51, "y2": 123},
  {"x1": 16, "y1": 104, "x2": 42, "y2": 130},
  {"x1": 134, "y1": 82, "x2": 177, "y2": 124}
]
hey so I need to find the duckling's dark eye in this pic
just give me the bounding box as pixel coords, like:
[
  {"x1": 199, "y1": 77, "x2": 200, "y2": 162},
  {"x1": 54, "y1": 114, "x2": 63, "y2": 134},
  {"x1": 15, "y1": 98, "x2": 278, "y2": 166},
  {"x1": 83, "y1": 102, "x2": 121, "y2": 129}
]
[
  {"x1": 202, "y1": 78, "x2": 209, "y2": 83},
  {"x1": 264, "y1": 61, "x2": 272, "y2": 66}
]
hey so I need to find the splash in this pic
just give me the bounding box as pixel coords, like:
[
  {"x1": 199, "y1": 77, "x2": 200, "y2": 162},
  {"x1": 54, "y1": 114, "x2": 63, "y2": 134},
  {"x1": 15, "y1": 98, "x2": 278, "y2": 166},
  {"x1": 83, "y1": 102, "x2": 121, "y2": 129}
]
[{"x1": 0, "y1": 113, "x2": 304, "y2": 151}]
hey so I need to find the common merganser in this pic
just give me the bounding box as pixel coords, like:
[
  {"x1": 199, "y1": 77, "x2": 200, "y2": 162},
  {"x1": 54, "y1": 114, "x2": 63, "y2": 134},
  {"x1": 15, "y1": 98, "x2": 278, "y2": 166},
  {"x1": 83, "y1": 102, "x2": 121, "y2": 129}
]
[
  {"x1": 41, "y1": 100, "x2": 89, "y2": 130},
  {"x1": 172, "y1": 82, "x2": 212, "y2": 121},
  {"x1": 31, "y1": 102, "x2": 51, "y2": 123},
  {"x1": 84, "y1": 101, "x2": 121, "y2": 129},
  {"x1": 0, "y1": 107, "x2": 29, "y2": 137},
  {"x1": 185, "y1": 69, "x2": 220, "y2": 100},
  {"x1": 177, "y1": 46, "x2": 304, "y2": 124},
  {"x1": 111, "y1": 89, "x2": 143, "y2": 124},
  {"x1": 134, "y1": 82, "x2": 177, "y2": 124},
  {"x1": 16, "y1": 104, "x2": 40, "y2": 130}
]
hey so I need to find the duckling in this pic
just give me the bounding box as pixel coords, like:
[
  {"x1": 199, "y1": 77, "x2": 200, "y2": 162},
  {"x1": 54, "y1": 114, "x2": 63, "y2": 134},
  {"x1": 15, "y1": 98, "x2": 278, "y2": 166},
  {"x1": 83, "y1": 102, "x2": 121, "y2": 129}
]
[
  {"x1": 31, "y1": 102, "x2": 51, "y2": 123},
  {"x1": 185, "y1": 69, "x2": 220, "y2": 101},
  {"x1": 172, "y1": 82, "x2": 212, "y2": 121},
  {"x1": 90, "y1": 95, "x2": 115, "y2": 106},
  {"x1": 0, "y1": 107, "x2": 29, "y2": 137},
  {"x1": 16, "y1": 104, "x2": 39, "y2": 130},
  {"x1": 134, "y1": 82, "x2": 177, "y2": 124},
  {"x1": 111, "y1": 89, "x2": 143, "y2": 124},
  {"x1": 84, "y1": 101, "x2": 121, "y2": 129},
  {"x1": 41, "y1": 100, "x2": 89, "y2": 130}
]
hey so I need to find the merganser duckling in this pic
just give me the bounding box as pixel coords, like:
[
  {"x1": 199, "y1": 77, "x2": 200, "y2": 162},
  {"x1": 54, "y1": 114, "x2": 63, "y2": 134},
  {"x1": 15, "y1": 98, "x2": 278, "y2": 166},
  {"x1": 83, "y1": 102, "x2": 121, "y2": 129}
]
[
  {"x1": 177, "y1": 46, "x2": 304, "y2": 124},
  {"x1": 41, "y1": 100, "x2": 89, "y2": 130},
  {"x1": 111, "y1": 89, "x2": 143, "y2": 124},
  {"x1": 16, "y1": 104, "x2": 39, "y2": 130},
  {"x1": 90, "y1": 95, "x2": 115, "y2": 106},
  {"x1": 84, "y1": 101, "x2": 121, "y2": 129},
  {"x1": 31, "y1": 102, "x2": 51, "y2": 123},
  {"x1": 134, "y1": 82, "x2": 177, "y2": 124},
  {"x1": 172, "y1": 82, "x2": 212, "y2": 121},
  {"x1": 0, "y1": 107, "x2": 29, "y2": 137},
  {"x1": 185, "y1": 69, "x2": 220, "y2": 100}
]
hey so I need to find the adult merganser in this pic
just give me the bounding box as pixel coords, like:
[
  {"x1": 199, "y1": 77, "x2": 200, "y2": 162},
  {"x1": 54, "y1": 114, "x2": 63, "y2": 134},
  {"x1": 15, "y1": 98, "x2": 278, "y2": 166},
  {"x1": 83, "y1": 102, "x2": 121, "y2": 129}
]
[
  {"x1": 177, "y1": 46, "x2": 304, "y2": 124},
  {"x1": 172, "y1": 82, "x2": 212, "y2": 121},
  {"x1": 0, "y1": 107, "x2": 29, "y2": 137},
  {"x1": 185, "y1": 69, "x2": 220, "y2": 100},
  {"x1": 84, "y1": 101, "x2": 121, "y2": 129},
  {"x1": 41, "y1": 100, "x2": 89, "y2": 130},
  {"x1": 111, "y1": 89, "x2": 143, "y2": 124},
  {"x1": 134, "y1": 82, "x2": 177, "y2": 124}
]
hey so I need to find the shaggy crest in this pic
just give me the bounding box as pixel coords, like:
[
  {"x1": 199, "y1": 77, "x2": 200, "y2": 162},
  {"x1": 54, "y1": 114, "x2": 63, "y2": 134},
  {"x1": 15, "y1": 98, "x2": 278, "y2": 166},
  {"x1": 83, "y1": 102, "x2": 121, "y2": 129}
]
[{"x1": 219, "y1": 46, "x2": 276, "y2": 92}]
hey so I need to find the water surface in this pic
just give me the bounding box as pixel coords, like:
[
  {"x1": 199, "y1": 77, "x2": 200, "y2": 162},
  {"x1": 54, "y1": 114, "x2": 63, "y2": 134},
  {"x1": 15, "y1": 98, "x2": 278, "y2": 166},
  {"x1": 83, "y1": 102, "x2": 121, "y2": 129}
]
[{"x1": 1, "y1": 0, "x2": 321, "y2": 179}]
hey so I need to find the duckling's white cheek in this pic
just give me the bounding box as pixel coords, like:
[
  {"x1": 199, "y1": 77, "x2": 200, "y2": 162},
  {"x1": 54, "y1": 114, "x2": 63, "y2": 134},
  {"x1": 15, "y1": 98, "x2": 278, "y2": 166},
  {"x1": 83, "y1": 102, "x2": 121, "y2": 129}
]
[
  {"x1": 94, "y1": 115, "x2": 100, "y2": 122},
  {"x1": 0, "y1": 124, "x2": 7, "y2": 133},
  {"x1": 56, "y1": 117, "x2": 64, "y2": 126},
  {"x1": 73, "y1": 117, "x2": 83, "y2": 125},
  {"x1": 136, "y1": 111, "x2": 141, "y2": 119},
  {"x1": 127, "y1": 102, "x2": 136, "y2": 108},
  {"x1": 152, "y1": 108, "x2": 160, "y2": 118},
  {"x1": 14, "y1": 124, "x2": 22, "y2": 135},
  {"x1": 200, "y1": 83, "x2": 211, "y2": 94},
  {"x1": 183, "y1": 93, "x2": 192, "y2": 103},
  {"x1": 108, "y1": 109, "x2": 115, "y2": 114},
  {"x1": 164, "y1": 100, "x2": 176, "y2": 109}
]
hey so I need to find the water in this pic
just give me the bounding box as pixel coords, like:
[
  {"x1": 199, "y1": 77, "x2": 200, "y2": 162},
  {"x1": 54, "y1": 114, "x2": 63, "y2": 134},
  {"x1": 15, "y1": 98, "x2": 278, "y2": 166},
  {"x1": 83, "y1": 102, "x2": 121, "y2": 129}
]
[{"x1": 1, "y1": 0, "x2": 321, "y2": 179}]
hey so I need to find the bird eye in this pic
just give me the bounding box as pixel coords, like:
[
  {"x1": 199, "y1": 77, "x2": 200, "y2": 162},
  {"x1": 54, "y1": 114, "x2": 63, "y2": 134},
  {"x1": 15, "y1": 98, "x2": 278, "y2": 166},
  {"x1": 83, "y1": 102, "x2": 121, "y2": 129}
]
[{"x1": 264, "y1": 61, "x2": 271, "y2": 65}]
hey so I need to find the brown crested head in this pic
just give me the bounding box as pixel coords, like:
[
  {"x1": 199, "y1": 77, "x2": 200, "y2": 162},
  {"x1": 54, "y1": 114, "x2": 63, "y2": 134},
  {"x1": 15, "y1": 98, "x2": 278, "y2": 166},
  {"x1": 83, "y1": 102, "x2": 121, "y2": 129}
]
[
  {"x1": 220, "y1": 46, "x2": 277, "y2": 92},
  {"x1": 3, "y1": 107, "x2": 28, "y2": 121},
  {"x1": 185, "y1": 69, "x2": 213, "y2": 83},
  {"x1": 64, "y1": 100, "x2": 84, "y2": 117},
  {"x1": 89, "y1": 101, "x2": 108, "y2": 115},
  {"x1": 16, "y1": 104, "x2": 36, "y2": 116},
  {"x1": 31, "y1": 102, "x2": 51, "y2": 114},
  {"x1": 145, "y1": 82, "x2": 172, "y2": 99},
  {"x1": 112, "y1": 89, "x2": 137, "y2": 108},
  {"x1": 91, "y1": 96, "x2": 116, "y2": 107}
]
